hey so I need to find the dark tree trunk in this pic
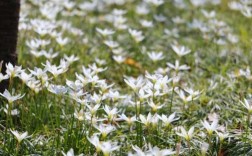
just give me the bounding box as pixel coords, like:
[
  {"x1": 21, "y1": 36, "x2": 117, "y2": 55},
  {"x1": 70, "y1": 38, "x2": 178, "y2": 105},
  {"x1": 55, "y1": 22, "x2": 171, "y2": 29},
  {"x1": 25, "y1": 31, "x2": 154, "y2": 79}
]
[{"x1": 0, "y1": 0, "x2": 20, "y2": 92}]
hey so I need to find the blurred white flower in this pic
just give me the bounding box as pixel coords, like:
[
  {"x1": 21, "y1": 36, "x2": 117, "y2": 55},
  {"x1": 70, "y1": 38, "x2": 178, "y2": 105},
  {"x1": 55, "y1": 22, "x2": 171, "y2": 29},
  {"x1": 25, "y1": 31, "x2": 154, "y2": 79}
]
[
  {"x1": 171, "y1": 44, "x2": 191, "y2": 57},
  {"x1": 158, "y1": 112, "x2": 179, "y2": 127},
  {"x1": 240, "y1": 98, "x2": 252, "y2": 113},
  {"x1": 0, "y1": 89, "x2": 25, "y2": 104},
  {"x1": 10, "y1": 130, "x2": 29, "y2": 143},
  {"x1": 147, "y1": 51, "x2": 164, "y2": 62},
  {"x1": 176, "y1": 126, "x2": 195, "y2": 141},
  {"x1": 96, "y1": 27, "x2": 115, "y2": 36},
  {"x1": 201, "y1": 119, "x2": 218, "y2": 136}
]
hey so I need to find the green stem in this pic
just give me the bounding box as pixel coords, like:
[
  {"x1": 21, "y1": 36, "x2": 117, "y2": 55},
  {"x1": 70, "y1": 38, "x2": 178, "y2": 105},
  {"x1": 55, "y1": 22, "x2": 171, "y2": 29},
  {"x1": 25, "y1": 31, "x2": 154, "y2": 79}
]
[{"x1": 169, "y1": 87, "x2": 175, "y2": 114}]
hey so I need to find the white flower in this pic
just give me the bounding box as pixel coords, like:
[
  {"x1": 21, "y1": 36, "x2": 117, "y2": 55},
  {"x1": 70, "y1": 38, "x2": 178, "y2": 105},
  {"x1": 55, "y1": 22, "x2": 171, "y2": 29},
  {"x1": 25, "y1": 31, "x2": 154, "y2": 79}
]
[
  {"x1": 87, "y1": 134, "x2": 102, "y2": 153},
  {"x1": 148, "y1": 100, "x2": 165, "y2": 112},
  {"x1": 145, "y1": 0, "x2": 164, "y2": 6},
  {"x1": 18, "y1": 71, "x2": 33, "y2": 84},
  {"x1": 101, "y1": 141, "x2": 120, "y2": 156},
  {"x1": 140, "y1": 20, "x2": 153, "y2": 28},
  {"x1": 113, "y1": 55, "x2": 126, "y2": 64},
  {"x1": 5, "y1": 63, "x2": 23, "y2": 78},
  {"x1": 201, "y1": 119, "x2": 218, "y2": 136},
  {"x1": 140, "y1": 113, "x2": 159, "y2": 128},
  {"x1": 43, "y1": 61, "x2": 68, "y2": 78},
  {"x1": 88, "y1": 63, "x2": 107, "y2": 74},
  {"x1": 184, "y1": 88, "x2": 202, "y2": 99},
  {"x1": 167, "y1": 60, "x2": 190, "y2": 72},
  {"x1": 138, "y1": 88, "x2": 151, "y2": 101},
  {"x1": 26, "y1": 80, "x2": 42, "y2": 93},
  {"x1": 216, "y1": 131, "x2": 229, "y2": 143},
  {"x1": 47, "y1": 84, "x2": 68, "y2": 95},
  {"x1": 240, "y1": 98, "x2": 252, "y2": 113},
  {"x1": 86, "y1": 103, "x2": 100, "y2": 116},
  {"x1": 104, "y1": 40, "x2": 119, "y2": 49},
  {"x1": 147, "y1": 51, "x2": 164, "y2": 62},
  {"x1": 10, "y1": 130, "x2": 29, "y2": 143},
  {"x1": 158, "y1": 112, "x2": 179, "y2": 127},
  {"x1": 128, "y1": 29, "x2": 145, "y2": 42},
  {"x1": 176, "y1": 126, "x2": 195, "y2": 141},
  {"x1": 241, "y1": 7, "x2": 252, "y2": 18},
  {"x1": 62, "y1": 148, "x2": 84, "y2": 156},
  {"x1": 96, "y1": 27, "x2": 115, "y2": 36},
  {"x1": 56, "y1": 36, "x2": 69, "y2": 46},
  {"x1": 0, "y1": 89, "x2": 25, "y2": 104},
  {"x1": 64, "y1": 54, "x2": 79, "y2": 64},
  {"x1": 74, "y1": 109, "x2": 85, "y2": 121},
  {"x1": 119, "y1": 114, "x2": 136, "y2": 126},
  {"x1": 201, "y1": 142, "x2": 209, "y2": 156},
  {"x1": 171, "y1": 44, "x2": 191, "y2": 57},
  {"x1": 176, "y1": 89, "x2": 193, "y2": 103},
  {"x1": 94, "y1": 124, "x2": 115, "y2": 138},
  {"x1": 3, "y1": 104, "x2": 19, "y2": 116},
  {"x1": 42, "y1": 49, "x2": 59, "y2": 59},
  {"x1": 108, "y1": 90, "x2": 126, "y2": 101},
  {"x1": 124, "y1": 76, "x2": 145, "y2": 92},
  {"x1": 104, "y1": 105, "x2": 119, "y2": 121},
  {"x1": 148, "y1": 144, "x2": 176, "y2": 156},
  {"x1": 0, "y1": 73, "x2": 9, "y2": 82},
  {"x1": 129, "y1": 145, "x2": 146, "y2": 156}
]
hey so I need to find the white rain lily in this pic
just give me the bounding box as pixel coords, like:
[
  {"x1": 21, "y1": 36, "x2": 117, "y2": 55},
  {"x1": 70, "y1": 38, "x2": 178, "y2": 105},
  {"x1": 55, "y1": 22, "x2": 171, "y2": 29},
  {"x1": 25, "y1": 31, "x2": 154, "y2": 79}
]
[
  {"x1": 176, "y1": 126, "x2": 195, "y2": 141},
  {"x1": 10, "y1": 130, "x2": 29, "y2": 143},
  {"x1": 128, "y1": 29, "x2": 145, "y2": 42},
  {"x1": 56, "y1": 36, "x2": 70, "y2": 46},
  {"x1": 240, "y1": 98, "x2": 252, "y2": 113},
  {"x1": 145, "y1": 0, "x2": 164, "y2": 6},
  {"x1": 158, "y1": 112, "x2": 179, "y2": 127},
  {"x1": 101, "y1": 141, "x2": 120, "y2": 156},
  {"x1": 104, "y1": 105, "x2": 119, "y2": 121},
  {"x1": 147, "y1": 51, "x2": 164, "y2": 62},
  {"x1": 201, "y1": 142, "x2": 209, "y2": 156},
  {"x1": 3, "y1": 104, "x2": 19, "y2": 116},
  {"x1": 216, "y1": 131, "x2": 229, "y2": 143},
  {"x1": 64, "y1": 54, "x2": 79, "y2": 64},
  {"x1": 85, "y1": 103, "x2": 100, "y2": 116},
  {"x1": 88, "y1": 63, "x2": 107, "y2": 74},
  {"x1": 113, "y1": 55, "x2": 126, "y2": 64},
  {"x1": 171, "y1": 44, "x2": 191, "y2": 57},
  {"x1": 184, "y1": 88, "x2": 202, "y2": 99},
  {"x1": 119, "y1": 114, "x2": 136, "y2": 126},
  {"x1": 87, "y1": 134, "x2": 102, "y2": 153},
  {"x1": 201, "y1": 119, "x2": 218, "y2": 136},
  {"x1": 124, "y1": 76, "x2": 145, "y2": 92},
  {"x1": 148, "y1": 100, "x2": 165, "y2": 112},
  {"x1": 176, "y1": 89, "x2": 193, "y2": 103},
  {"x1": 129, "y1": 145, "x2": 146, "y2": 156},
  {"x1": 18, "y1": 71, "x2": 33, "y2": 84},
  {"x1": 62, "y1": 148, "x2": 84, "y2": 156},
  {"x1": 148, "y1": 144, "x2": 176, "y2": 156},
  {"x1": 96, "y1": 27, "x2": 115, "y2": 36},
  {"x1": 138, "y1": 88, "x2": 151, "y2": 101},
  {"x1": 74, "y1": 109, "x2": 85, "y2": 121},
  {"x1": 108, "y1": 90, "x2": 126, "y2": 101},
  {"x1": 104, "y1": 40, "x2": 119, "y2": 49},
  {"x1": 43, "y1": 61, "x2": 68, "y2": 78},
  {"x1": 94, "y1": 124, "x2": 115, "y2": 138},
  {"x1": 0, "y1": 89, "x2": 25, "y2": 104},
  {"x1": 167, "y1": 60, "x2": 190, "y2": 72},
  {"x1": 47, "y1": 84, "x2": 68, "y2": 95},
  {"x1": 0, "y1": 73, "x2": 9, "y2": 82},
  {"x1": 139, "y1": 113, "x2": 159, "y2": 128},
  {"x1": 5, "y1": 63, "x2": 23, "y2": 78}
]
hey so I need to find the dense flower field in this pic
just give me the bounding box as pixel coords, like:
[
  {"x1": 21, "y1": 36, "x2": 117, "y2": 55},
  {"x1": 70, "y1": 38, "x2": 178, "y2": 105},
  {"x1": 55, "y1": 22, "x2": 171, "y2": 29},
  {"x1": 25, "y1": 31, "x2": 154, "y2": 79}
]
[{"x1": 1, "y1": 0, "x2": 252, "y2": 155}]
